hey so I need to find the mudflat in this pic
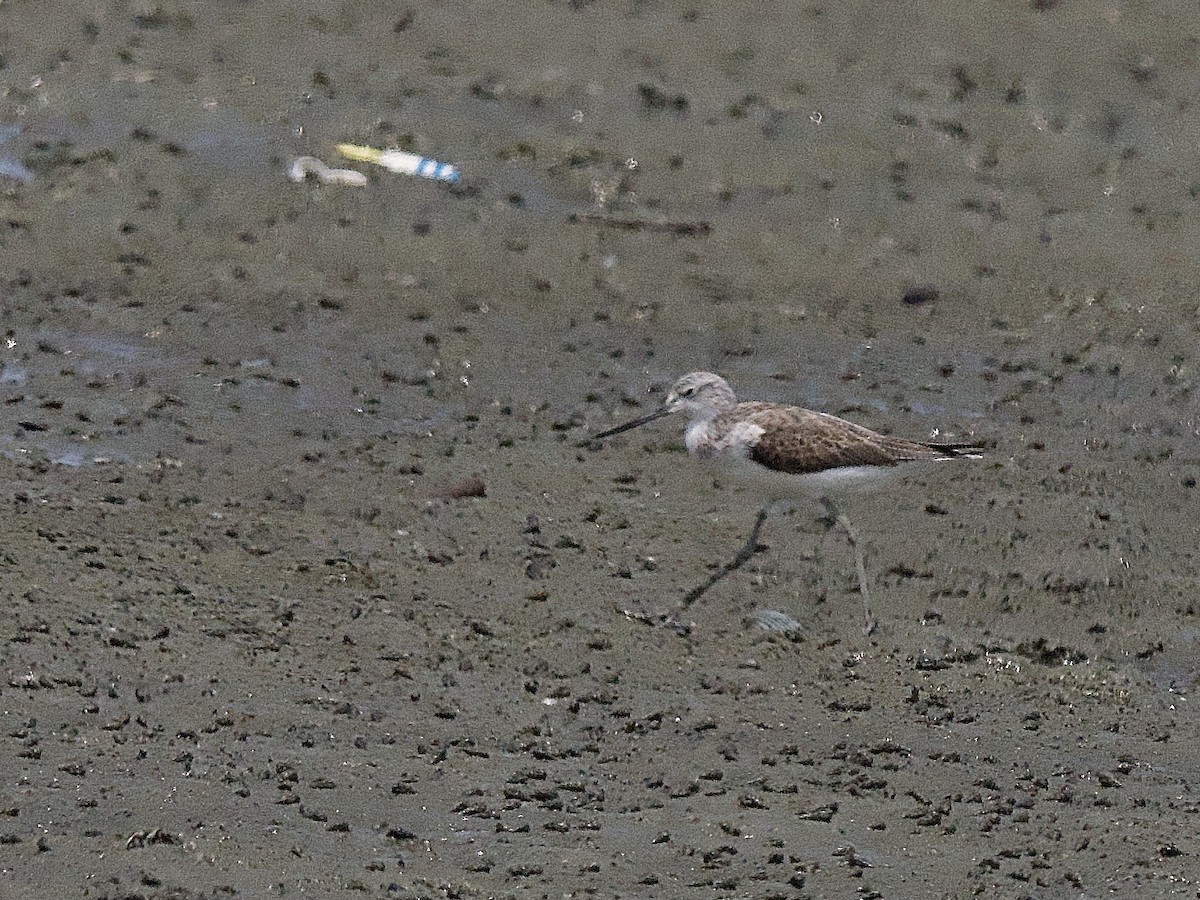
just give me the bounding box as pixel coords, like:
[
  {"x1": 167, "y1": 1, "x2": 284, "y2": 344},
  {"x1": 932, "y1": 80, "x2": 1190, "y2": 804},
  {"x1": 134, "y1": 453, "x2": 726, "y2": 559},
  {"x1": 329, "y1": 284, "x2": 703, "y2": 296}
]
[{"x1": 2, "y1": 2, "x2": 1197, "y2": 897}]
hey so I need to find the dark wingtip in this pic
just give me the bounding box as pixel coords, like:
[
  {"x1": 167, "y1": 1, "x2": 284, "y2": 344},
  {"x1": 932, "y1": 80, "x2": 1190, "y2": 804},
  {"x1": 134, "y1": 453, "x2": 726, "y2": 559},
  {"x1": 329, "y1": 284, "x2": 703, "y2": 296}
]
[{"x1": 928, "y1": 441, "x2": 985, "y2": 459}]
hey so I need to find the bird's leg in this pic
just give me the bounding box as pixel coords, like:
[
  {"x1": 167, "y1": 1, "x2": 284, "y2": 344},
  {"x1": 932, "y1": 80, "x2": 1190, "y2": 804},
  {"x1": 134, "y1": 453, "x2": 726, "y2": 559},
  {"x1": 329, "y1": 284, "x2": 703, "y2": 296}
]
[
  {"x1": 680, "y1": 504, "x2": 771, "y2": 607},
  {"x1": 820, "y1": 497, "x2": 877, "y2": 636}
]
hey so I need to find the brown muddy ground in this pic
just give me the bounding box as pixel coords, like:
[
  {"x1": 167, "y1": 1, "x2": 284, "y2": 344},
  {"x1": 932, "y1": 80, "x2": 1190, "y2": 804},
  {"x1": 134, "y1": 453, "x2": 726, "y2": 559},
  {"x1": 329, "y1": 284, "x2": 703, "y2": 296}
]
[{"x1": 2, "y1": 2, "x2": 1199, "y2": 898}]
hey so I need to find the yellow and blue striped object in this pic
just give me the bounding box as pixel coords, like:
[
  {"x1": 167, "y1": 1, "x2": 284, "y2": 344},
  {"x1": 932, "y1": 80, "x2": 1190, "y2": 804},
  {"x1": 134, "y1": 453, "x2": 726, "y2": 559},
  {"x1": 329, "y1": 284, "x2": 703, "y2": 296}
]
[{"x1": 335, "y1": 143, "x2": 461, "y2": 185}]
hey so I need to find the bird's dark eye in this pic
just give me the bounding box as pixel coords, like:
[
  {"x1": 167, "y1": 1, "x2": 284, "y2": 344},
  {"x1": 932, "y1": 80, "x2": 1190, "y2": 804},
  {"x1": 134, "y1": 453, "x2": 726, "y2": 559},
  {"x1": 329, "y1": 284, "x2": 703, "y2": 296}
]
[{"x1": 679, "y1": 386, "x2": 695, "y2": 397}]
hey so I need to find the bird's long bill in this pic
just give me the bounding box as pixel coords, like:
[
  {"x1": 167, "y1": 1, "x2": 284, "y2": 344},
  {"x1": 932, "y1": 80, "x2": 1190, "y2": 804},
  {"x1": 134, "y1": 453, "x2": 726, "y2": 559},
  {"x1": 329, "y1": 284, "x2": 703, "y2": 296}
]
[{"x1": 594, "y1": 406, "x2": 671, "y2": 439}]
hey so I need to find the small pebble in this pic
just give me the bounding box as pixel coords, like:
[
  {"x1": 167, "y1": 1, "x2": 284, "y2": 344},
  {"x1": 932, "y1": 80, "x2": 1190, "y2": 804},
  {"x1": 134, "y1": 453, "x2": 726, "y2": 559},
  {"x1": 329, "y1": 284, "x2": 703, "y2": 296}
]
[
  {"x1": 438, "y1": 473, "x2": 487, "y2": 500},
  {"x1": 902, "y1": 285, "x2": 940, "y2": 306},
  {"x1": 752, "y1": 609, "x2": 802, "y2": 634}
]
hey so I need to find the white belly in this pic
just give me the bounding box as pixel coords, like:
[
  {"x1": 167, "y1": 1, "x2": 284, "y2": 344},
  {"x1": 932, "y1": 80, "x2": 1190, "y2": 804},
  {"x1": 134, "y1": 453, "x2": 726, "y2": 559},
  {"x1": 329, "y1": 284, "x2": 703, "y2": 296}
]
[{"x1": 713, "y1": 455, "x2": 898, "y2": 501}]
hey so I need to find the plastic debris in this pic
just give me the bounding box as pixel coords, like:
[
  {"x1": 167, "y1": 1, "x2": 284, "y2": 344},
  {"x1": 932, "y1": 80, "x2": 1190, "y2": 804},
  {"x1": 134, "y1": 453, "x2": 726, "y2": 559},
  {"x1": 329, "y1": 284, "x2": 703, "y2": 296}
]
[
  {"x1": 0, "y1": 124, "x2": 34, "y2": 183},
  {"x1": 287, "y1": 156, "x2": 368, "y2": 187},
  {"x1": 335, "y1": 143, "x2": 460, "y2": 185}
]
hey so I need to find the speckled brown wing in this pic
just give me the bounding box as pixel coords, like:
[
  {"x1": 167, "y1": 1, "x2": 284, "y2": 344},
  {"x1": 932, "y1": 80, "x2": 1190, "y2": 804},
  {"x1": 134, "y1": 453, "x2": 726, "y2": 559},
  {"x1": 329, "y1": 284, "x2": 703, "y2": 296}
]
[{"x1": 733, "y1": 402, "x2": 944, "y2": 474}]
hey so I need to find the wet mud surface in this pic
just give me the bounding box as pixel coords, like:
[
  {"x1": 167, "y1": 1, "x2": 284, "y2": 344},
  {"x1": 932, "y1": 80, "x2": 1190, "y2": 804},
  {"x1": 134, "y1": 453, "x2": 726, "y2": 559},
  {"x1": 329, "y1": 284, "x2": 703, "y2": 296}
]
[{"x1": 2, "y1": 2, "x2": 1199, "y2": 898}]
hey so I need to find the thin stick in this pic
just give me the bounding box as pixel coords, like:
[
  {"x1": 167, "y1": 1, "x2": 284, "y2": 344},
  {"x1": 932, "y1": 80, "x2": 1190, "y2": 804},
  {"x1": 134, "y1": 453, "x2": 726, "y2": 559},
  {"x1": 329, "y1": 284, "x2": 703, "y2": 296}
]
[
  {"x1": 680, "y1": 506, "x2": 770, "y2": 607},
  {"x1": 571, "y1": 212, "x2": 712, "y2": 237},
  {"x1": 820, "y1": 498, "x2": 877, "y2": 636}
]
